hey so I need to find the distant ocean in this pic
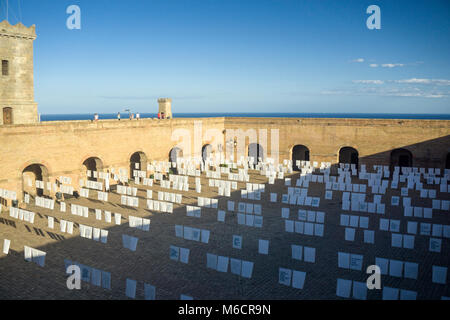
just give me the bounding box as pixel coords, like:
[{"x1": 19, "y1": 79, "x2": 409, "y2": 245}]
[{"x1": 40, "y1": 113, "x2": 450, "y2": 122}]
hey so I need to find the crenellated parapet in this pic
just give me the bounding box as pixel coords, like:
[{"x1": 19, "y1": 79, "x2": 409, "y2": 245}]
[{"x1": 0, "y1": 20, "x2": 36, "y2": 40}]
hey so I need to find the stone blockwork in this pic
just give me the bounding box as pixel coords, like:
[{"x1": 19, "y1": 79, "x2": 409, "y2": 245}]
[
  {"x1": 0, "y1": 20, "x2": 38, "y2": 125},
  {"x1": 0, "y1": 116, "x2": 449, "y2": 202},
  {"x1": 158, "y1": 98, "x2": 173, "y2": 119},
  {"x1": 224, "y1": 117, "x2": 450, "y2": 168}
]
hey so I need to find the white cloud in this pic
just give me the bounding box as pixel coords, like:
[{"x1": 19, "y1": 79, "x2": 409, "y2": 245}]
[
  {"x1": 353, "y1": 80, "x2": 384, "y2": 85},
  {"x1": 394, "y1": 78, "x2": 450, "y2": 85},
  {"x1": 321, "y1": 86, "x2": 447, "y2": 99},
  {"x1": 369, "y1": 64, "x2": 378, "y2": 68},
  {"x1": 387, "y1": 92, "x2": 444, "y2": 98},
  {"x1": 381, "y1": 63, "x2": 404, "y2": 68},
  {"x1": 430, "y1": 79, "x2": 450, "y2": 86},
  {"x1": 395, "y1": 78, "x2": 431, "y2": 84},
  {"x1": 351, "y1": 58, "x2": 365, "y2": 63}
]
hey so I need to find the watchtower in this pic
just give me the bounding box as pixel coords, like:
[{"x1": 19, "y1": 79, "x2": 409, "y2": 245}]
[
  {"x1": 158, "y1": 98, "x2": 172, "y2": 119},
  {"x1": 0, "y1": 20, "x2": 38, "y2": 125}
]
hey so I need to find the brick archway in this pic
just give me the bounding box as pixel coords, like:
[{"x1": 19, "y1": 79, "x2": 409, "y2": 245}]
[{"x1": 292, "y1": 145, "x2": 310, "y2": 171}]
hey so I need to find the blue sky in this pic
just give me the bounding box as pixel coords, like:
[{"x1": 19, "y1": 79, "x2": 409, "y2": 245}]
[{"x1": 1, "y1": 0, "x2": 449, "y2": 114}]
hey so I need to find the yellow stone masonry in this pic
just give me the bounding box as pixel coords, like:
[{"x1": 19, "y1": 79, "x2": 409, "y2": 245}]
[
  {"x1": 0, "y1": 116, "x2": 449, "y2": 202},
  {"x1": 0, "y1": 20, "x2": 38, "y2": 125}
]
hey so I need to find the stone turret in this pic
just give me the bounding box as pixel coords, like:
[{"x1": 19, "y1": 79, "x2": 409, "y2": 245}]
[
  {"x1": 158, "y1": 98, "x2": 172, "y2": 119},
  {"x1": 0, "y1": 20, "x2": 38, "y2": 125}
]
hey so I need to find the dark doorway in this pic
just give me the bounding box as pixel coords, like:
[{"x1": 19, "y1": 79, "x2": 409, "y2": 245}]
[
  {"x1": 202, "y1": 144, "x2": 212, "y2": 162},
  {"x1": 390, "y1": 148, "x2": 412, "y2": 169},
  {"x1": 3, "y1": 107, "x2": 12, "y2": 125},
  {"x1": 130, "y1": 152, "x2": 148, "y2": 179},
  {"x1": 169, "y1": 147, "x2": 183, "y2": 163},
  {"x1": 169, "y1": 147, "x2": 183, "y2": 174},
  {"x1": 22, "y1": 164, "x2": 49, "y2": 197},
  {"x1": 83, "y1": 157, "x2": 103, "y2": 181},
  {"x1": 339, "y1": 147, "x2": 359, "y2": 167},
  {"x1": 399, "y1": 155, "x2": 410, "y2": 167},
  {"x1": 292, "y1": 145, "x2": 310, "y2": 171},
  {"x1": 248, "y1": 143, "x2": 263, "y2": 164}
]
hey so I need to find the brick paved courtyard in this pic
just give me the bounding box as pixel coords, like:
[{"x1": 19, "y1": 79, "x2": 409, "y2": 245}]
[{"x1": 0, "y1": 168, "x2": 449, "y2": 300}]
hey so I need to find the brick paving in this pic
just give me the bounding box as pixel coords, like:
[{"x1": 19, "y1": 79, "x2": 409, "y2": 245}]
[{"x1": 0, "y1": 170, "x2": 449, "y2": 300}]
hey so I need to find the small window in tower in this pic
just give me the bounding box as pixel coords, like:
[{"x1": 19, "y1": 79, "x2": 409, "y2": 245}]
[{"x1": 2, "y1": 60, "x2": 8, "y2": 76}]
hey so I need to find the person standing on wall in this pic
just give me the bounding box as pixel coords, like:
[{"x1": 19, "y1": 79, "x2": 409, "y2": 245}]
[
  {"x1": 158, "y1": 112, "x2": 161, "y2": 119},
  {"x1": 94, "y1": 113, "x2": 99, "y2": 122},
  {"x1": 117, "y1": 112, "x2": 121, "y2": 121},
  {"x1": 136, "y1": 112, "x2": 140, "y2": 120}
]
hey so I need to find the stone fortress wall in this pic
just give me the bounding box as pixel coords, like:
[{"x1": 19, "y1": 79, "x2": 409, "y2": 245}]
[{"x1": 0, "y1": 116, "x2": 449, "y2": 202}]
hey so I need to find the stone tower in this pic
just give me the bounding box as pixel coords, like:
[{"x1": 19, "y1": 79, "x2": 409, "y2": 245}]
[
  {"x1": 0, "y1": 20, "x2": 38, "y2": 125},
  {"x1": 158, "y1": 98, "x2": 172, "y2": 118}
]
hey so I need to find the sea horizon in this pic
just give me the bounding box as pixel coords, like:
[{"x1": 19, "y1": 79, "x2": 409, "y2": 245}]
[{"x1": 40, "y1": 112, "x2": 450, "y2": 122}]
